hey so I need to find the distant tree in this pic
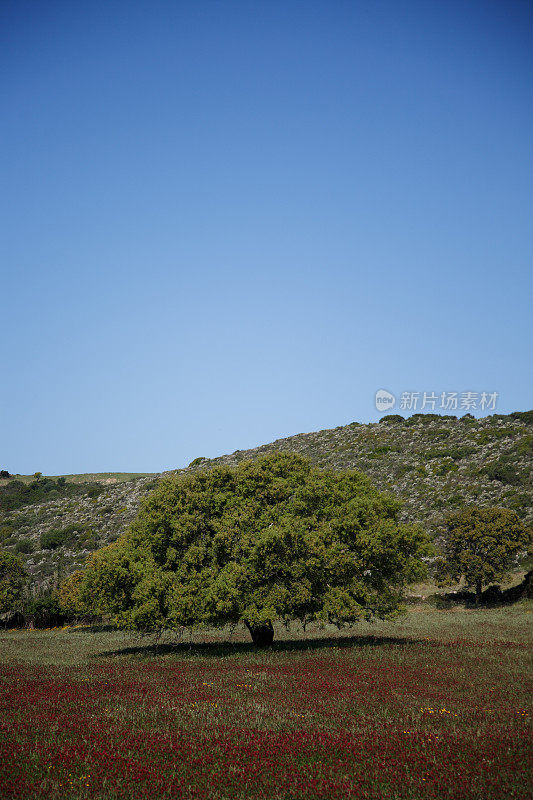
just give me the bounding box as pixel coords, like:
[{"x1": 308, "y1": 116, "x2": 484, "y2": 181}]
[
  {"x1": 0, "y1": 470, "x2": 11, "y2": 479},
  {"x1": 0, "y1": 551, "x2": 27, "y2": 613},
  {"x1": 33, "y1": 472, "x2": 43, "y2": 480},
  {"x1": 435, "y1": 507, "x2": 532, "y2": 602},
  {"x1": 80, "y1": 452, "x2": 431, "y2": 646},
  {"x1": 22, "y1": 590, "x2": 66, "y2": 628},
  {"x1": 58, "y1": 570, "x2": 86, "y2": 616}
]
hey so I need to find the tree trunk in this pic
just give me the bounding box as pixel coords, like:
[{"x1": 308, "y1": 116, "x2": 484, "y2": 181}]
[
  {"x1": 475, "y1": 579, "x2": 483, "y2": 604},
  {"x1": 245, "y1": 621, "x2": 274, "y2": 647}
]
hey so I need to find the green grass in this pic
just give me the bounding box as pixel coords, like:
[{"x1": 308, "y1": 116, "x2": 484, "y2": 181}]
[
  {"x1": 0, "y1": 605, "x2": 531, "y2": 799},
  {"x1": 1, "y1": 605, "x2": 531, "y2": 666}
]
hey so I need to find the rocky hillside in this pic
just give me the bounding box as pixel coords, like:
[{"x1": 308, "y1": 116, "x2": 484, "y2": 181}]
[{"x1": 1, "y1": 411, "x2": 531, "y2": 593}]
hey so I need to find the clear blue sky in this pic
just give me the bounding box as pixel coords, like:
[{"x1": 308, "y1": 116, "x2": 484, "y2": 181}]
[{"x1": 1, "y1": 0, "x2": 532, "y2": 475}]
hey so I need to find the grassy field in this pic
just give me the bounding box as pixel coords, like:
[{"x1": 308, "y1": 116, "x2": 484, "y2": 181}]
[{"x1": 1, "y1": 605, "x2": 532, "y2": 799}]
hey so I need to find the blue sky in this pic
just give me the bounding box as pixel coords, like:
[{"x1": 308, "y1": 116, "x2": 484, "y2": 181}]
[{"x1": 1, "y1": 0, "x2": 532, "y2": 475}]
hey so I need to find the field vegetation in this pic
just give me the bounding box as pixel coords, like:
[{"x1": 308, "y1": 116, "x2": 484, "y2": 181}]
[
  {"x1": 0, "y1": 605, "x2": 531, "y2": 799},
  {"x1": 1, "y1": 414, "x2": 531, "y2": 797}
]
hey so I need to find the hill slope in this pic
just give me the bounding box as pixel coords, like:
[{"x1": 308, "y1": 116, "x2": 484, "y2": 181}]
[{"x1": 1, "y1": 412, "x2": 531, "y2": 593}]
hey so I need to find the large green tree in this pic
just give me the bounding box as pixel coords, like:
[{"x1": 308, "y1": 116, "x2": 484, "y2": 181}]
[
  {"x1": 81, "y1": 453, "x2": 430, "y2": 645},
  {"x1": 435, "y1": 506, "x2": 532, "y2": 602},
  {"x1": 0, "y1": 551, "x2": 27, "y2": 613}
]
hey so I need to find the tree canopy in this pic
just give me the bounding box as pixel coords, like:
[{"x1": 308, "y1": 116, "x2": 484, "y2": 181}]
[
  {"x1": 0, "y1": 551, "x2": 27, "y2": 613},
  {"x1": 58, "y1": 570, "x2": 86, "y2": 616},
  {"x1": 435, "y1": 506, "x2": 532, "y2": 601},
  {"x1": 80, "y1": 453, "x2": 431, "y2": 645}
]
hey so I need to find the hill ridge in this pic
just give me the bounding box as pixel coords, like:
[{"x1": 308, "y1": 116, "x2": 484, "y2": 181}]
[{"x1": 1, "y1": 411, "x2": 531, "y2": 593}]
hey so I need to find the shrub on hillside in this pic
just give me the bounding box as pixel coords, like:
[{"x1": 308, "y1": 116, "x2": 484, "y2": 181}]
[
  {"x1": 394, "y1": 464, "x2": 415, "y2": 479},
  {"x1": 0, "y1": 477, "x2": 94, "y2": 512},
  {"x1": 86, "y1": 486, "x2": 104, "y2": 499},
  {"x1": 0, "y1": 525, "x2": 14, "y2": 542},
  {"x1": 15, "y1": 539, "x2": 34, "y2": 554},
  {"x1": 515, "y1": 435, "x2": 533, "y2": 457},
  {"x1": 425, "y1": 445, "x2": 476, "y2": 461},
  {"x1": 480, "y1": 456, "x2": 527, "y2": 486},
  {"x1": 510, "y1": 410, "x2": 533, "y2": 425},
  {"x1": 406, "y1": 414, "x2": 457, "y2": 426},
  {"x1": 406, "y1": 414, "x2": 442, "y2": 425},
  {"x1": 432, "y1": 458, "x2": 459, "y2": 477},
  {"x1": 40, "y1": 526, "x2": 79, "y2": 550}
]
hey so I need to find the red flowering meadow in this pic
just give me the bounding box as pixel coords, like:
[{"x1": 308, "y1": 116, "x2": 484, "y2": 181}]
[{"x1": 0, "y1": 609, "x2": 531, "y2": 799}]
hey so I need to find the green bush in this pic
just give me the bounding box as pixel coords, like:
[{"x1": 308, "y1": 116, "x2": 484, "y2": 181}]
[
  {"x1": 40, "y1": 523, "x2": 93, "y2": 551},
  {"x1": 379, "y1": 415, "x2": 404, "y2": 424},
  {"x1": 425, "y1": 446, "x2": 475, "y2": 461},
  {"x1": 432, "y1": 458, "x2": 459, "y2": 478},
  {"x1": 15, "y1": 539, "x2": 34, "y2": 554},
  {"x1": 407, "y1": 414, "x2": 443, "y2": 425},
  {"x1": 502, "y1": 491, "x2": 531, "y2": 519},
  {"x1": 22, "y1": 591, "x2": 73, "y2": 624},
  {"x1": 426, "y1": 429, "x2": 452, "y2": 441},
  {"x1": 76, "y1": 530, "x2": 98, "y2": 550},
  {"x1": 0, "y1": 477, "x2": 88, "y2": 512},
  {"x1": 480, "y1": 457, "x2": 527, "y2": 486},
  {"x1": 87, "y1": 486, "x2": 104, "y2": 499},
  {"x1": 448, "y1": 494, "x2": 465, "y2": 506},
  {"x1": 476, "y1": 428, "x2": 513, "y2": 445},
  {"x1": 510, "y1": 410, "x2": 533, "y2": 425},
  {"x1": 40, "y1": 526, "x2": 76, "y2": 550},
  {"x1": 368, "y1": 445, "x2": 399, "y2": 458},
  {"x1": 515, "y1": 435, "x2": 533, "y2": 457},
  {"x1": 406, "y1": 414, "x2": 457, "y2": 426},
  {"x1": 40, "y1": 530, "x2": 68, "y2": 550},
  {"x1": 0, "y1": 525, "x2": 14, "y2": 542},
  {"x1": 395, "y1": 464, "x2": 414, "y2": 479}
]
